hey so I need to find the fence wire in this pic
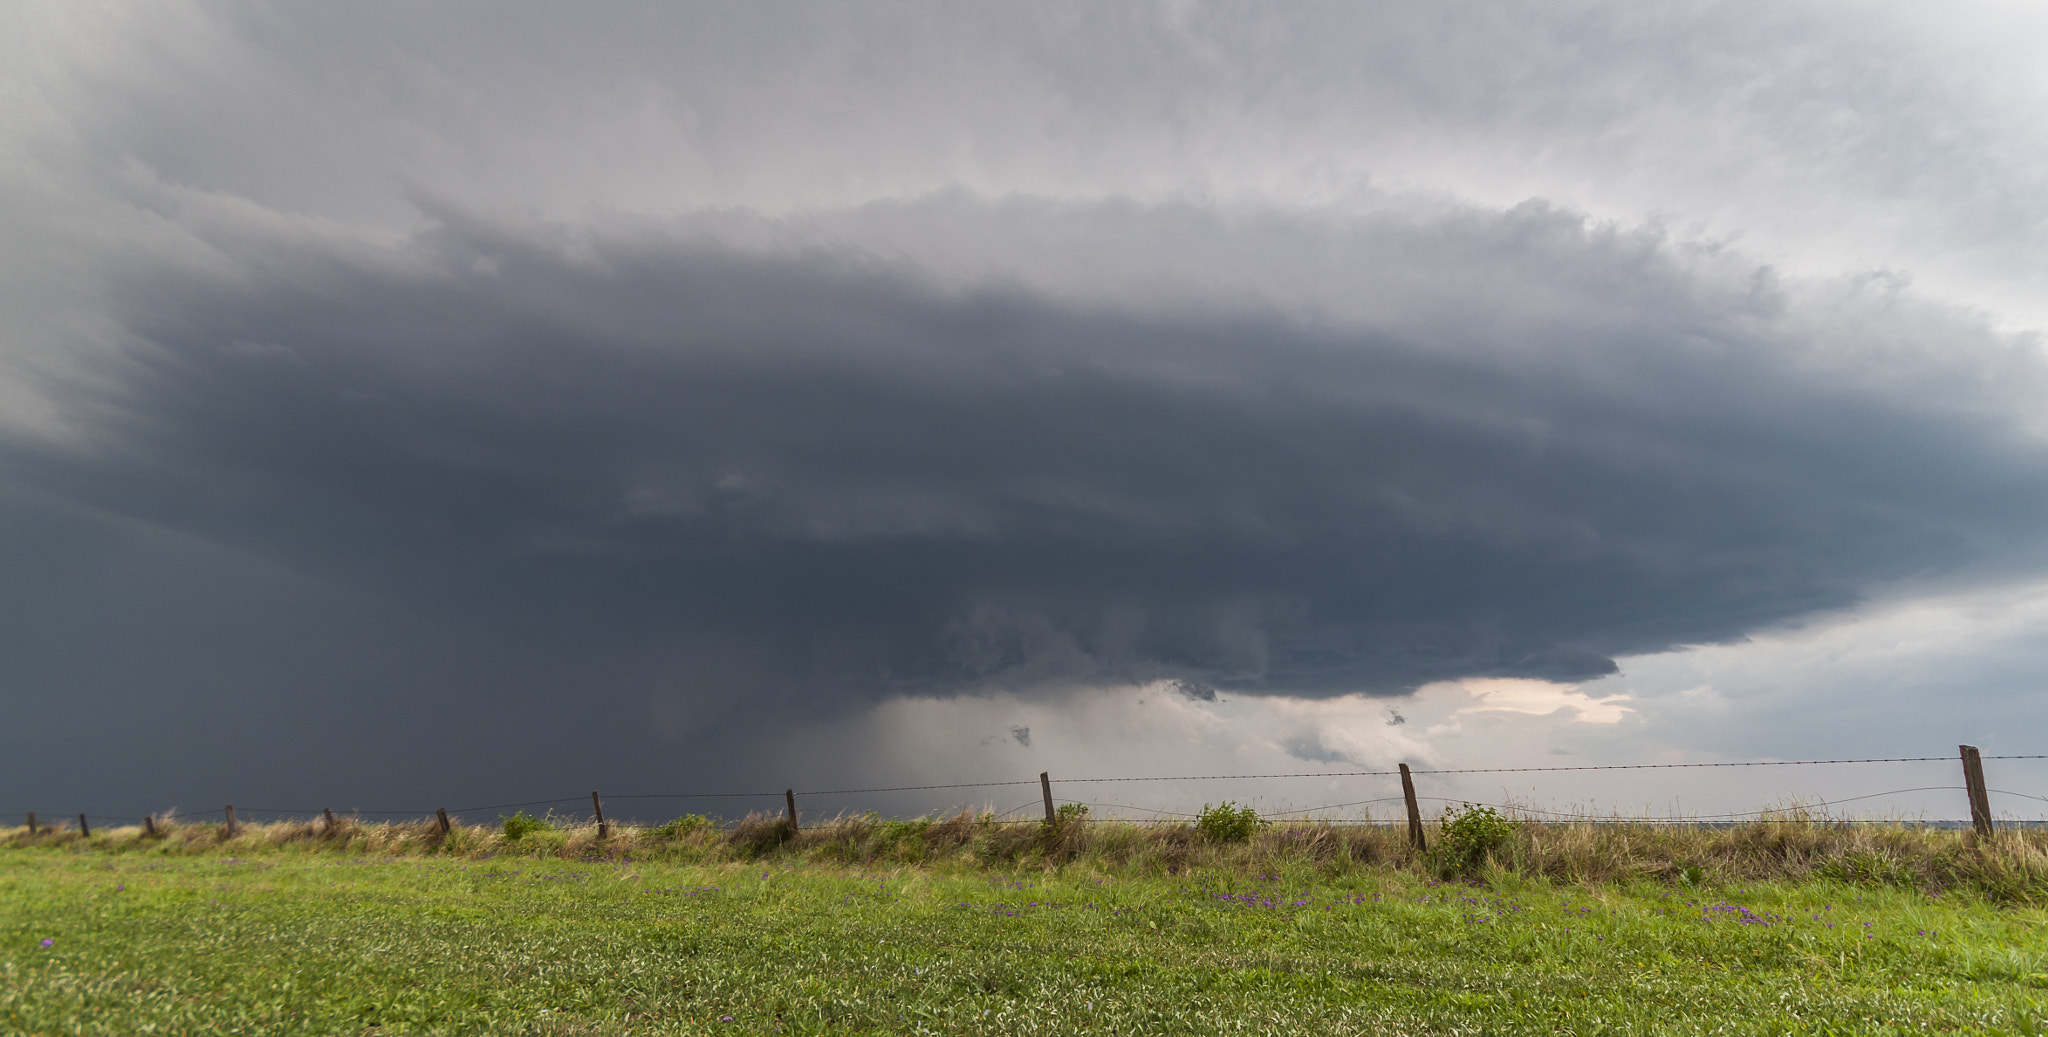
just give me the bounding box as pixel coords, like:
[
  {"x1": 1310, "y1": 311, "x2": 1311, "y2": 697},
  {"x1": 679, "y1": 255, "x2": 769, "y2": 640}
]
[{"x1": 12, "y1": 752, "x2": 2045, "y2": 829}]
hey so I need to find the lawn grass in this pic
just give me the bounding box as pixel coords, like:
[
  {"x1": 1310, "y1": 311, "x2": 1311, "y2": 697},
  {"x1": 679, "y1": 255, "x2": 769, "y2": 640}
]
[{"x1": 4, "y1": 839, "x2": 2045, "y2": 1035}]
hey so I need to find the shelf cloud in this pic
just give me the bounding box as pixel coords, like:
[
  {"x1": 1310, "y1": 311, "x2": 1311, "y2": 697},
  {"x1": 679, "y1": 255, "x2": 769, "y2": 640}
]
[{"x1": 15, "y1": 197, "x2": 2048, "y2": 716}]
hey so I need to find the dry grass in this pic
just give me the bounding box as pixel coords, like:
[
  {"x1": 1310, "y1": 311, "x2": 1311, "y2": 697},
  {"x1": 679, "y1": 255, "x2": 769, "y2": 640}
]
[{"x1": 9, "y1": 810, "x2": 2047, "y2": 902}]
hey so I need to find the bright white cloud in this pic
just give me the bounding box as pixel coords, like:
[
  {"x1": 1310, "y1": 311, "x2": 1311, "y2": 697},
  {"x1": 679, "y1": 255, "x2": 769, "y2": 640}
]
[
  {"x1": 1441, "y1": 678, "x2": 1635, "y2": 725},
  {"x1": 754, "y1": 583, "x2": 2048, "y2": 823}
]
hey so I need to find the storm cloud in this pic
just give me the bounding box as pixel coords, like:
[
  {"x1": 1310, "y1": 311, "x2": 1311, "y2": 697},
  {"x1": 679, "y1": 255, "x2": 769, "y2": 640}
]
[{"x1": 13, "y1": 197, "x2": 2048, "y2": 716}]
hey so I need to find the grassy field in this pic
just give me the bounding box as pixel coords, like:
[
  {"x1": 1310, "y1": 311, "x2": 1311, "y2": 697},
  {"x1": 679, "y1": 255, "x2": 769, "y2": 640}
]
[{"x1": 3, "y1": 817, "x2": 2047, "y2": 1035}]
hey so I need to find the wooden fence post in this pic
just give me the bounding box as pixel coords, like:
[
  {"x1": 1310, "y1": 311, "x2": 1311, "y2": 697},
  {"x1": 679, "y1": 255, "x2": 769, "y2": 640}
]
[
  {"x1": 1960, "y1": 745, "x2": 1994, "y2": 838},
  {"x1": 322, "y1": 808, "x2": 336, "y2": 835},
  {"x1": 591, "y1": 791, "x2": 607, "y2": 839},
  {"x1": 25, "y1": 811, "x2": 36, "y2": 835},
  {"x1": 785, "y1": 788, "x2": 799, "y2": 831},
  {"x1": 436, "y1": 808, "x2": 451, "y2": 837},
  {"x1": 1040, "y1": 772, "x2": 1055, "y2": 824},
  {"x1": 1399, "y1": 764, "x2": 1427, "y2": 852},
  {"x1": 78, "y1": 814, "x2": 90, "y2": 838},
  {"x1": 224, "y1": 805, "x2": 238, "y2": 837},
  {"x1": 144, "y1": 815, "x2": 157, "y2": 837}
]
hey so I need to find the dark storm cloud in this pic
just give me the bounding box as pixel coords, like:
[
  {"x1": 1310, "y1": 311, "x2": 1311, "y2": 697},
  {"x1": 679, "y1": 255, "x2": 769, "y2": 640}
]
[{"x1": 9, "y1": 198, "x2": 2046, "y2": 733}]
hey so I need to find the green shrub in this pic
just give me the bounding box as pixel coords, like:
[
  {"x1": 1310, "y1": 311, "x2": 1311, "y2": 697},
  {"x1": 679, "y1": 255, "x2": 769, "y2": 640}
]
[
  {"x1": 1436, "y1": 803, "x2": 1517, "y2": 874},
  {"x1": 649, "y1": 814, "x2": 714, "y2": 839},
  {"x1": 882, "y1": 816, "x2": 932, "y2": 840},
  {"x1": 873, "y1": 817, "x2": 934, "y2": 862},
  {"x1": 1195, "y1": 802, "x2": 1267, "y2": 843},
  {"x1": 1054, "y1": 803, "x2": 1091, "y2": 822},
  {"x1": 500, "y1": 811, "x2": 557, "y2": 841}
]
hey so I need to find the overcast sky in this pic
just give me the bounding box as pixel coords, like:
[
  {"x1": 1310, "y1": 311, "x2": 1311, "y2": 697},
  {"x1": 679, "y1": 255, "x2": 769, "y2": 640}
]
[{"x1": 3, "y1": 1, "x2": 2045, "y2": 825}]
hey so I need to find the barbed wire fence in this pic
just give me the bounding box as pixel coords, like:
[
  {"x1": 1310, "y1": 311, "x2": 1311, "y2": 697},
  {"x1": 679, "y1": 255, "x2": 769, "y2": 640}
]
[{"x1": 11, "y1": 747, "x2": 2045, "y2": 843}]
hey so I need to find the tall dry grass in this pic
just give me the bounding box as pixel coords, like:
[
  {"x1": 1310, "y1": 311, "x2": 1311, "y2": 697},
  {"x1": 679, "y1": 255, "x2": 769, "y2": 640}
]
[{"x1": 7, "y1": 811, "x2": 2045, "y2": 902}]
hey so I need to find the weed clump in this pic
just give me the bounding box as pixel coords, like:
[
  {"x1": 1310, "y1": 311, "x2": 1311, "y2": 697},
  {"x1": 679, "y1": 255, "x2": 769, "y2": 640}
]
[
  {"x1": 648, "y1": 814, "x2": 714, "y2": 839},
  {"x1": 500, "y1": 811, "x2": 557, "y2": 841},
  {"x1": 1434, "y1": 803, "x2": 1518, "y2": 876},
  {"x1": 1195, "y1": 802, "x2": 1268, "y2": 843},
  {"x1": 727, "y1": 812, "x2": 795, "y2": 854},
  {"x1": 1820, "y1": 848, "x2": 1919, "y2": 888}
]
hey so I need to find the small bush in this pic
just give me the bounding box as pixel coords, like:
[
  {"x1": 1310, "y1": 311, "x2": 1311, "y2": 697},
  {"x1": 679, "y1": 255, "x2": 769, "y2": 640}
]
[
  {"x1": 881, "y1": 817, "x2": 936, "y2": 861},
  {"x1": 649, "y1": 814, "x2": 714, "y2": 839},
  {"x1": 1054, "y1": 803, "x2": 1091, "y2": 822},
  {"x1": 882, "y1": 816, "x2": 934, "y2": 842},
  {"x1": 1195, "y1": 802, "x2": 1267, "y2": 843},
  {"x1": 501, "y1": 811, "x2": 557, "y2": 841},
  {"x1": 1437, "y1": 803, "x2": 1517, "y2": 874}
]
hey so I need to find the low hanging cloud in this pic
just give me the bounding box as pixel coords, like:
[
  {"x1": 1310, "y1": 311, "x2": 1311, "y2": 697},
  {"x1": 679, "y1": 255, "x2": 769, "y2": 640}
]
[{"x1": 6, "y1": 193, "x2": 2046, "y2": 736}]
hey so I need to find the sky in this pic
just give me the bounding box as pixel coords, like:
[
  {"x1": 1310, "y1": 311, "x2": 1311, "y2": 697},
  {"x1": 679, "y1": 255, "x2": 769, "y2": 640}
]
[{"x1": 3, "y1": 1, "x2": 2045, "y2": 826}]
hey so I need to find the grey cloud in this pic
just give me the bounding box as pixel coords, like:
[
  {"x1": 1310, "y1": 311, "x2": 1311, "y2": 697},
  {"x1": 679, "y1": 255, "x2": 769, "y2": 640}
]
[
  {"x1": 1009, "y1": 726, "x2": 1031, "y2": 748},
  {"x1": 21, "y1": 1, "x2": 2041, "y2": 314},
  {"x1": 7, "y1": 198, "x2": 2045, "y2": 738},
  {"x1": 1281, "y1": 734, "x2": 1354, "y2": 767}
]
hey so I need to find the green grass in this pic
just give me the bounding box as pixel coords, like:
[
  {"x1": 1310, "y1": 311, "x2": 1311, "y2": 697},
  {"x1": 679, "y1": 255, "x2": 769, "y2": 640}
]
[{"x1": 3, "y1": 847, "x2": 2045, "y2": 1035}]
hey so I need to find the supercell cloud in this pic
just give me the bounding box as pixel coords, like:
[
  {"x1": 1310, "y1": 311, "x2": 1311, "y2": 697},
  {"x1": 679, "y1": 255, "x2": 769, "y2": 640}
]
[
  {"x1": 2, "y1": 1, "x2": 2045, "y2": 813},
  {"x1": 29, "y1": 201, "x2": 2048, "y2": 704}
]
